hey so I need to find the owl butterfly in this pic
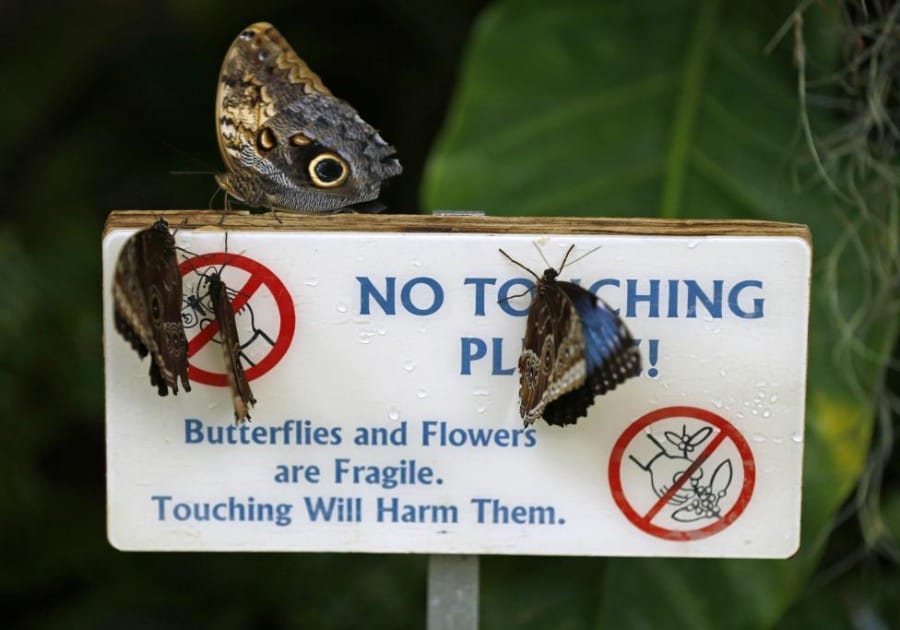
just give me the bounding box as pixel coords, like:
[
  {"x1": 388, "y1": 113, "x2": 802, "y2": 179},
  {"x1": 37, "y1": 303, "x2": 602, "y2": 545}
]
[
  {"x1": 499, "y1": 245, "x2": 641, "y2": 427},
  {"x1": 113, "y1": 219, "x2": 191, "y2": 396},
  {"x1": 216, "y1": 22, "x2": 402, "y2": 212},
  {"x1": 186, "y1": 252, "x2": 257, "y2": 424}
]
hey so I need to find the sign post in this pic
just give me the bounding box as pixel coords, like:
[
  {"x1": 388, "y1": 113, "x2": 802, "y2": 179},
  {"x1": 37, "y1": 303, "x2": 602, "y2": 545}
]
[{"x1": 103, "y1": 211, "x2": 811, "y2": 622}]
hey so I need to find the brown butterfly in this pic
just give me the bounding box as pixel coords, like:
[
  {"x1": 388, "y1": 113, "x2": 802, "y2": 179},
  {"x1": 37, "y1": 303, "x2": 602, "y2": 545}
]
[
  {"x1": 113, "y1": 219, "x2": 191, "y2": 396},
  {"x1": 215, "y1": 22, "x2": 402, "y2": 212},
  {"x1": 500, "y1": 246, "x2": 640, "y2": 427},
  {"x1": 204, "y1": 270, "x2": 256, "y2": 424}
]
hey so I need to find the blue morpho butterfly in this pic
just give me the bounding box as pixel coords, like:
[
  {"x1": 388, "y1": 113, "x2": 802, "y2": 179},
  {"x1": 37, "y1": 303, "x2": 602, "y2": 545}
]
[{"x1": 499, "y1": 245, "x2": 641, "y2": 427}]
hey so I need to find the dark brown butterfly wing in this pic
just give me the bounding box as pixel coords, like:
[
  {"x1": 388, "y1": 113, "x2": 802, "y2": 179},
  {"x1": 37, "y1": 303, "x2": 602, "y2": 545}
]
[
  {"x1": 113, "y1": 220, "x2": 191, "y2": 396},
  {"x1": 207, "y1": 273, "x2": 256, "y2": 423},
  {"x1": 518, "y1": 272, "x2": 587, "y2": 426},
  {"x1": 216, "y1": 22, "x2": 402, "y2": 212}
]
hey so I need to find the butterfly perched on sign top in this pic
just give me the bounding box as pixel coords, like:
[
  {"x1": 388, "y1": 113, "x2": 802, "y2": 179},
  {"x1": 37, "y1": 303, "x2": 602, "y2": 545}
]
[
  {"x1": 113, "y1": 219, "x2": 191, "y2": 396},
  {"x1": 215, "y1": 22, "x2": 402, "y2": 212},
  {"x1": 499, "y1": 245, "x2": 641, "y2": 427}
]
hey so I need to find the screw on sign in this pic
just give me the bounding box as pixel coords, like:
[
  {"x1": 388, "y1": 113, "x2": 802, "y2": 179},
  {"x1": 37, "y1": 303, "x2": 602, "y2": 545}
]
[
  {"x1": 608, "y1": 406, "x2": 756, "y2": 541},
  {"x1": 178, "y1": 253, "x2": 295, "y2": 386}
]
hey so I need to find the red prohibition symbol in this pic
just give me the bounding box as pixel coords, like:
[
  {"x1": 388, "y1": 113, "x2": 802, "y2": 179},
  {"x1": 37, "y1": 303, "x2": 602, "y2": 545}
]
[
  {"x1": 608, "y1": 406, "x2": 756, "y2": 541},
  {"x1": 179, "y1": 253, "x2": 295, "y2": 387}
]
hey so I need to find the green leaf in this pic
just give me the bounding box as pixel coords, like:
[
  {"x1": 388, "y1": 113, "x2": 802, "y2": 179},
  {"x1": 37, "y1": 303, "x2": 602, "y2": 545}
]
[{"x1": 422, "y1": 0, "x2": 898, "y2": 627}]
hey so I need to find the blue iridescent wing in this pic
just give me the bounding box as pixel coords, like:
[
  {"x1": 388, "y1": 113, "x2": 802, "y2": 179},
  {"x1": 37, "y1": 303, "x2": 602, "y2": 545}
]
[{"x1": 540, "y1": 281, "x2": 640, "y2": 426}]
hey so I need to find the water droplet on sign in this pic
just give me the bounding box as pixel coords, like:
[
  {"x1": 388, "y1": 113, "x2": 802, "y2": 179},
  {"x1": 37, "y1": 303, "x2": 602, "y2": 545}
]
[
  {"x1": 388, "y1": 407, "x2": 401, "y2": 421},
  {"x1": 403, "y1": 361, "x2": 416, "y2": 372}
]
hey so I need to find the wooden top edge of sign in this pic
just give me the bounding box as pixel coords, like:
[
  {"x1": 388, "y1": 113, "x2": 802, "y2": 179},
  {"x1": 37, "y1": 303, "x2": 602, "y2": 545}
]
[{"x1": 104, "y1": 210, "x2": 811, "y2": 242}]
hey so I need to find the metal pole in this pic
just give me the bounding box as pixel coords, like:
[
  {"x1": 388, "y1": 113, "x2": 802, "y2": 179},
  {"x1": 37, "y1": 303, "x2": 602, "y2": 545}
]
[
  {"x1": 427, "y1": 555, "x2": 479, "y2": 630},
  {"x1": 426, "y1": 212, "x2": 483, "y2": 630}
]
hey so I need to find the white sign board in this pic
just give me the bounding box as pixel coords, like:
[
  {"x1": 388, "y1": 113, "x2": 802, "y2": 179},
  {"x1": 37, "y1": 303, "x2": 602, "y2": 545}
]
[{"x1": 103, "y1": 214, "x2": 811, "y2": 558}]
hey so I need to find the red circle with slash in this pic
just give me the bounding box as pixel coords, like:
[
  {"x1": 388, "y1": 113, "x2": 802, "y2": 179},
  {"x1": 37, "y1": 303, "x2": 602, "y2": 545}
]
[
  {"x1": 608, "y1": 406, "x2": 756, "y2": 541},
  {"x1": 179, "y1": 253, "x2": 295, "y2": 386}
]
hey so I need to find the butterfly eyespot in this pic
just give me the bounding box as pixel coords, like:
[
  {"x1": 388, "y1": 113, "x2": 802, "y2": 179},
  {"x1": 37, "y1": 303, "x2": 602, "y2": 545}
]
[
  {"x1": 308, "y1": 152, "x2": 349, "y2": 187},
  {"x1": 239, "y1": 29, "x2": 255, "y2": 40},
  {"x1": 257, "y1": 127, "x2": 277, "y2": 151},
  {"x1": 150, "y1": 288, "x2": 162, "y2": 322},
  {"x1": 290, "y1": 133, "x2": 312, "y2": 146},
  {"x1": 257, "y1": 50, "x2": 270, "y2": 62}
]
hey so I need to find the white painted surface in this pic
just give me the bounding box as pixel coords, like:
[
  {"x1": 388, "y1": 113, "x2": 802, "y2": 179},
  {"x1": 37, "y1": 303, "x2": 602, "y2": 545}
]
[{"x1": 103, "y1": 228, "x2": 810, "y2": 557}]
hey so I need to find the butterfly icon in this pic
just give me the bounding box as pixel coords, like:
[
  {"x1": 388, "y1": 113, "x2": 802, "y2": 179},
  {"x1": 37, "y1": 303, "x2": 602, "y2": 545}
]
[{"x1": 500, "y1": 245, "x2": 641, "y2": 427}]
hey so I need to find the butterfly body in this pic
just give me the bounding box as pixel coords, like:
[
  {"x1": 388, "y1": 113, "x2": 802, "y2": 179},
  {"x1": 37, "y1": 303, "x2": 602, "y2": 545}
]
[
  {"x1": 216, "y1": 22, "x2": 402, "y2": 212},
  {"x1": 205, "y1": 271, "x2": 256, "y2": 424},
  {"x1": 504, "y1": 249, "x2": 641, "y2": 427},
  {"x1": 113, "y1": 220, "x2": 191, "y2": 396}
]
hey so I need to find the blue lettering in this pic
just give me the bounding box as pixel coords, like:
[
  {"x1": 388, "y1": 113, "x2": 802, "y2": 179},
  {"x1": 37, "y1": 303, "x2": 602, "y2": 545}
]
[
  {"x1": 626, "y1": 279, "x2": 660, "y2": 318},
  {"x1": 464, "y1": 277, "x2": 496, "y2": 316},
  {"x1": 492, "y1": 337, "x2": 515, "y2": 375},
  {"x1": 667, "y1": 279, "x2": 680, "y2": 318},
  {"x1": 184, "y1": 419, "x2": 203, "y2": 443},
  {"x1": 685, "y1": 280, "x2": 723, "y2": 318},
  {"x1": 460, "y1": 337, "x2": 487, "y2": 375},
  {"x1": 357, "y1": 276, "x2": 395, "y2": 315},
  {"x1": 729, "y1": 280, "x2": 765, "y2": 318},
  {"x1": 498, "y1": 278, "x2": 533, "y2": 316},
  {"x1": 400, "y1": 277, "x2": 443, "y2": 316}
]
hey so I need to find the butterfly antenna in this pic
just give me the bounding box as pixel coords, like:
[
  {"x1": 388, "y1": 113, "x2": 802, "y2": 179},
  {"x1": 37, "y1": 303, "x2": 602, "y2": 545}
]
[
  {"x1": 497, "y1": 288, "x2": 534, "y2": 304},
  {"x1": 178, "y1": 252, "x2": 209, "y2": 281},
  {"x1": 498, "y1": 248, "x2": 539, "y2": 280},
  {"x1": 218, "y1": 193, "x2": 232, "y2": 226},
  {"x1": 533, "y1": 242, "x2": 554, "y2": 271},
  {"x1": 169, "y1": 217, "x2": 191, "y2": 238},
  {"x1": 563, "y1": 245, "x2": 602, "y2": 270},
  {"x1": 216, "y1": 232, "x2": 230, "y2": 277},
  {"x1": 208, "y1": 186, "x2": 223, "y2": 211},
  {"x1": 556, "y1": 244, "x2": 576, "y2": 273}
]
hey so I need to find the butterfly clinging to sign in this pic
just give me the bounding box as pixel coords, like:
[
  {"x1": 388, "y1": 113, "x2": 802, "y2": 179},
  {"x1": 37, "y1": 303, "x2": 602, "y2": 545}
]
[
  {"x1": 205, "y1": 268, "x2": 257, "y2": 424},
  {"x1": 113, "y1": 219, "x2": 191, "y2": 396},
  {"x1": 215, "y1": 22, "x2": 402, "y2": 212},
  {"x1": 499, "y1": 245, "x2": 641, "y2": 427}
]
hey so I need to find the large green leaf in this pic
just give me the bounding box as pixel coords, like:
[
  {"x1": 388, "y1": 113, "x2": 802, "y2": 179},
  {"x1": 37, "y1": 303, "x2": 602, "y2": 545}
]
[{"x1": 422, "y1": 0, "x2": 897, "y2": 627}]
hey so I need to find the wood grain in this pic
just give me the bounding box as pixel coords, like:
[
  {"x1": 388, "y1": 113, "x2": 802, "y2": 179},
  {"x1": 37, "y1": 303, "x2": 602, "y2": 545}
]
[{"x1": 105, "y1": 210, "x2": 811, "y2": 244}]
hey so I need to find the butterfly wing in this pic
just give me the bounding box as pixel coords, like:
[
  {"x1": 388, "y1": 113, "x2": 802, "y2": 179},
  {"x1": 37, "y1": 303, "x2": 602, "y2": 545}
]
[
  {"x1": 518, "y1": 277, "x2": 587, "y2": 426},
  {"x1": 208, "y1": 274, "x2": 256, "y2": 424},
  {"x1": 540, "y1": 282, "x2": 640, "y2": 426},
  {"x1": 113, "y1": 220, "x2": 191, "y2": 396},
  {"x1": 215, "y1": 22, "x2": 402, "y2": 212}
]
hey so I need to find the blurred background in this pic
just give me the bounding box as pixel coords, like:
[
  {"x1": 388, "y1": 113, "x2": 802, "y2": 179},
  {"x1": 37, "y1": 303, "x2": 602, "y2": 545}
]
[{"x1": 2, "y1": 0, "x2": 898, "y2": 627}]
